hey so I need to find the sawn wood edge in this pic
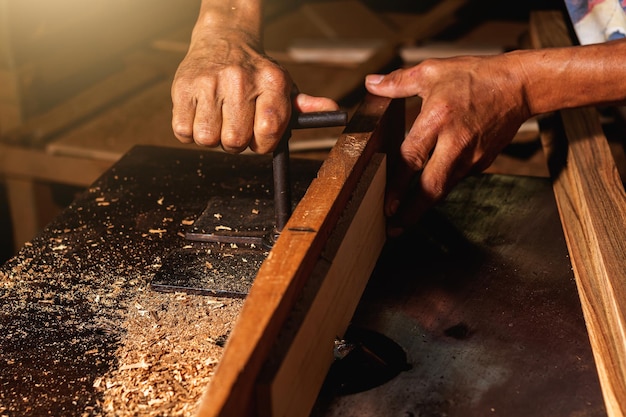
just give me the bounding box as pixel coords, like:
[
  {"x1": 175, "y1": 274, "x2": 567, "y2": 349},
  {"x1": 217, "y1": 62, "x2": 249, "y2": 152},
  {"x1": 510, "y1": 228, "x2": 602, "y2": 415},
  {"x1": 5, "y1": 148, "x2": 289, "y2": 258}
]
[
  {"x1": 530, "y1": 10, "x2": 626, "y2": 417},
  {"x1": 194, "y1": 94, "x2": 401, "y2": 417}
]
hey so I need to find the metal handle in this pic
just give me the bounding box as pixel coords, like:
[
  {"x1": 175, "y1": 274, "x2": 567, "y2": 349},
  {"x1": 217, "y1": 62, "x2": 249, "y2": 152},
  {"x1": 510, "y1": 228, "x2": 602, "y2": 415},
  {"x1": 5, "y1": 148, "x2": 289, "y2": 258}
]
[{"x1": 272, "y1": 110, "x2": 348, "y2": 239}]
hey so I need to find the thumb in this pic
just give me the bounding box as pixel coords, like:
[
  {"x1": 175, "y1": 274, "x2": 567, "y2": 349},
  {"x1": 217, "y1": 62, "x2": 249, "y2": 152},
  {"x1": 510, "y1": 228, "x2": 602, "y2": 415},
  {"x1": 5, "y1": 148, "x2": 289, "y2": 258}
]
[
  {"x1": 293, "y1": 93, "x2": 339, "y2": 113},
  {"x1": 365, "y1": 68, "x2": 421, "y2": 98}
]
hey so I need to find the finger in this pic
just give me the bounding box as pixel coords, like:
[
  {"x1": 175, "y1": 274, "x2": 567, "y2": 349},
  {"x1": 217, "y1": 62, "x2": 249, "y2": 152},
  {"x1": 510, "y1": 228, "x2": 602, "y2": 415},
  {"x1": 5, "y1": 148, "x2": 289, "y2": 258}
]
[
  {"x1": 293, "y1": 93, "x2": 339, "y2": 113},
  {"x1": 171, "y1": 80, "x2": 197, "y2": 144},
  {"x1": 220, "y1": 73, "x2": 255, "y2": 153},
  {"x1": 192, "y1": 93, "x2": 222, "y2": 147},
  {"x1": 251, "y1": 90, "x2": 291, "y2": 154},
  {"x1": 365, "y1": 66, "x2": 424, "y2": 98},
  {"x1": 249, "y1": 65, "x2": 293, "y2": 153},
  {"x1": 389, "y1": 136, "x2": 462, "y2": 237},
  {"x1": 385, "y1": 118, "x2": 438, "y2": 218}
]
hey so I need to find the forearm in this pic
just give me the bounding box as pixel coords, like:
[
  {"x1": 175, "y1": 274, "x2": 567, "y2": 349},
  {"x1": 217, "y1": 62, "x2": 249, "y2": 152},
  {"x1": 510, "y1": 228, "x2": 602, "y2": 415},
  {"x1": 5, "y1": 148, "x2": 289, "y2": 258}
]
[{"x1": 512, "y1": 38, "x2": 626, "y2": 115}]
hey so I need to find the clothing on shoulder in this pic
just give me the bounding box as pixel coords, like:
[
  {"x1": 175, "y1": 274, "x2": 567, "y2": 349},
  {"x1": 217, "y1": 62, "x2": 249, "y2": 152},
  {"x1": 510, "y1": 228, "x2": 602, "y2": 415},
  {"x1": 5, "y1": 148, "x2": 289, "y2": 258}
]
[{"x1": 564, "y1": 0, "x2": 626, "y2": 44}]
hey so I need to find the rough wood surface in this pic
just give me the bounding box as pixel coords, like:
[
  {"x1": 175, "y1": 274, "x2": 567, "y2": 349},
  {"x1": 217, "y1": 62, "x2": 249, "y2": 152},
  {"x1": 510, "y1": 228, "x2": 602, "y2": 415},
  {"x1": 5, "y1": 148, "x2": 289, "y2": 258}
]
[
  {"x1": 194, "y1": 95, "x2": 402, "y2": 417},
  {"x1": 531, "y1": 10, "x2": 626, "y2": 416},
  {"x1": 258, "y1": 154, "x2": 387, "y2": 417}
]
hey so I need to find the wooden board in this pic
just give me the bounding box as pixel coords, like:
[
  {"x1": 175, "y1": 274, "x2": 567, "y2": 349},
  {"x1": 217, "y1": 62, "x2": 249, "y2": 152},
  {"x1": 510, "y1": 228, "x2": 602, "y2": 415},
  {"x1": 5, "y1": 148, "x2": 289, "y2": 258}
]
[
  {"x1": 530, "y1": 10, "x2": 626, "y2": 417},
  {"x1": 257, "y1": 154, "x2": 387, "y2": 416},
  {"x1": 2, "y1": 64, "x2": 164, "y2": 148},
  {"x1": 44, "y1": 79, "x2": 184, "y2": 161},
  {"x1": 264, "y1": 0, "x2": 397, "y2": 53},
  {"x1": 194, "y1": 95, "x2": 403, "y2": 417}
]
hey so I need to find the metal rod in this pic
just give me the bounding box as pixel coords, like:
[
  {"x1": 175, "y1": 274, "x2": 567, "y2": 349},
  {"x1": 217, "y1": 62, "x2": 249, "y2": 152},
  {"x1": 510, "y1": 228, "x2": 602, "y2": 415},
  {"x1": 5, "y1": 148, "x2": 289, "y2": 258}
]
[
  {"x1": 273, "y1": 128, "x2": 292, "y2": 234},
  {"x1": 272, "y1": 110, "x2": 348, "y2": 240},
  {"x1": 292, "y1": 111, "x2": 348, "y2": 129}
]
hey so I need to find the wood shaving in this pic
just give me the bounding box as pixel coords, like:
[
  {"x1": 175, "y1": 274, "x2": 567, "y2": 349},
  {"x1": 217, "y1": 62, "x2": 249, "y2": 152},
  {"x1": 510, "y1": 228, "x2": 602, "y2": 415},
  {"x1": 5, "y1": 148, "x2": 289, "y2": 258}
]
[{"x1": 98, "y1": 291, "x2": 243, "y2": 416}]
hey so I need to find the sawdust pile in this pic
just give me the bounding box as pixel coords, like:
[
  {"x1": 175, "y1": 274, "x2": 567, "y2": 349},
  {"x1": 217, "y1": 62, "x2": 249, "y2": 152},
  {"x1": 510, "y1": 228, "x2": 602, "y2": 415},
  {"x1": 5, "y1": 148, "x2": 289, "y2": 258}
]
[{"x1": 96, "y1": 291, "x2": 243, "y2": 416}]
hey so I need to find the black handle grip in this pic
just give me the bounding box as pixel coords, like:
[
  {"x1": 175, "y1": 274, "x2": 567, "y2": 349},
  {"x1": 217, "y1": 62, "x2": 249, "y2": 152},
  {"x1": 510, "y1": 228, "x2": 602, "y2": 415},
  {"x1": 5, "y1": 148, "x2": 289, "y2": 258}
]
[{"x1": 291, "y1": 111, "x2": 348, "y2": 130}]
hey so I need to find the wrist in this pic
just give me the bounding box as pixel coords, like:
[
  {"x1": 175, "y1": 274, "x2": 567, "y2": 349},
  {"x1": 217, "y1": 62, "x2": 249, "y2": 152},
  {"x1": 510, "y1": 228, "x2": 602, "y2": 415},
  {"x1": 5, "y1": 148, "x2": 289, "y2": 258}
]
[{"x1": 191, "y1": 1, "x2": 263, "y2": 49}]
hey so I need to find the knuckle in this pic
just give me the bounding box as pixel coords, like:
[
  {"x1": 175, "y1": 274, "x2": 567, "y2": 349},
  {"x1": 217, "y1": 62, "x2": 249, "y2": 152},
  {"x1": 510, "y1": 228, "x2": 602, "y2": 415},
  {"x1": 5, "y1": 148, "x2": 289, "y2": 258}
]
[
  {"x1": 249, "y1": 139, "x2": 275, "y2": 155},
  {"x1": 221, "y1": 129, "x2": 249, "y2": 153},
  {"x1": 192, "y1": 123, "x2": 220, "y2": 147},
  {"x1": 258, "y1": 64, "x2": 291, "y2": 92},
  {"x1": 421, "y1": 177, "x2": 447, "y2": 201},
  {"x1": 172, "y1": 123, "x2": 194, "y2": 142},
  {"x1": 416, "y1": 59, "x2": 442, "y2": 79},
  {"x1": 423, "y1": 101, "x2": 453, "y2": 126},
  {"x1": 256, "y1": 111, "x2": 284, "y2": 138},
  {"x1": 402, "y1": 148, "x2": 430, "y2": 171},
  {"x1": 220, "y1": 66, "x2": 250, "y2": 93}
]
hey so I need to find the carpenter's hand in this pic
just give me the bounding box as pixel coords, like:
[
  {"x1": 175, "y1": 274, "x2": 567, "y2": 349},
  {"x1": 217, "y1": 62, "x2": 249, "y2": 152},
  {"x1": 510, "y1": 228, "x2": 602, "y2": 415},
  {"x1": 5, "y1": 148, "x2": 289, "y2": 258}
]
[
  {"x1": 171, "y1": 31, "x2": 338, "y2": 154},
  {"x1": 366, "y1": 54, "x2": 530, "y2": 236}
]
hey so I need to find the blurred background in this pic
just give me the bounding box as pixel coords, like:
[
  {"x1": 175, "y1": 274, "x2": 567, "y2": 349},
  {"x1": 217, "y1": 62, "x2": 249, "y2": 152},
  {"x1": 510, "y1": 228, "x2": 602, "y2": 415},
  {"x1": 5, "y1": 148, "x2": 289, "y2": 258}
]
[{"x1": 0, "y1": 0, "x2": 564, "y2": 265}]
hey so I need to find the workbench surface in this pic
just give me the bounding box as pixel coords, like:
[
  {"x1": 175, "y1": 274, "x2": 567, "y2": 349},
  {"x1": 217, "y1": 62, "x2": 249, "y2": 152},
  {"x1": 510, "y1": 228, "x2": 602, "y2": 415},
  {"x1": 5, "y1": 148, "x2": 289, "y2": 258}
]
[{"x1": 1, "y1": 145, "x2": 605, "y2": 416}]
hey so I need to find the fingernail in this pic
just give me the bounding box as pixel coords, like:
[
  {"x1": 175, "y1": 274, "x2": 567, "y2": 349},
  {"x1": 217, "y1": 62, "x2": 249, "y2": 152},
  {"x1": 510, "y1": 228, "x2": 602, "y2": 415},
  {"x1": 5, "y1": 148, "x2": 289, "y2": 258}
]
[{"x1": 366, "y1": 74, "x2": 385, "y2": 85}]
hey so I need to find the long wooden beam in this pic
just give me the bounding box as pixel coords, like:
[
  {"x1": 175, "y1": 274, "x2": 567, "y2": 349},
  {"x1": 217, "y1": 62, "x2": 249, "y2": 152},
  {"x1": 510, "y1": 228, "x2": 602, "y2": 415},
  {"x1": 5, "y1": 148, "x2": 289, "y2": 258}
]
[
  {"x1": 0, "y1": 144, "x2": 113, "y2": 186},
  {"x1": 530, "y1": 11, "x2": 626, "y2": 416},
  {"x1": 194, "y1": 94, "x2": 403, "y2": 417}
]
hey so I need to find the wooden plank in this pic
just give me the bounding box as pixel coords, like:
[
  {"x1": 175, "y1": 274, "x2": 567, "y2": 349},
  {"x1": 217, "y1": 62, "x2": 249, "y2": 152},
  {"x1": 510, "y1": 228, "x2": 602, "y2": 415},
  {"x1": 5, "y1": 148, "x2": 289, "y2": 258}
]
[
  {"x1": 530, "y1": 10, "x2": 626, "y2": 417},
  {"x1": 400, "y1": 42, "x2": 503, "y2": 63},
  {"x1": 299, "y1": 0, "x2": 398, "y2": 42},
  {"x1": 305, "y1": 44, "x2": 398, "y2": 102},
  {"x1": 388, "y1": 0, "x2": 468, "y2": 45},
  {"x1": 286, "y1": 38, "x2": 387, "y2": 66},
  {"x1": 194, "y1": 95, "x2": 403, "y2": 417},
  {"x1": 257, "y1": 154, "x2": 387, "y2": 417},
  {"x1": 264, "y1": 0, "x2": 397, "y2": 53},
  {"x1": 1, "y1": 64, "x2": 162, "y2": 147},
  {"x1": 45, "y1": 79, "x2": 185, "y2": 161},
  {"x1": 0, "y1": 144, "x2": 113, "y2": 186}
]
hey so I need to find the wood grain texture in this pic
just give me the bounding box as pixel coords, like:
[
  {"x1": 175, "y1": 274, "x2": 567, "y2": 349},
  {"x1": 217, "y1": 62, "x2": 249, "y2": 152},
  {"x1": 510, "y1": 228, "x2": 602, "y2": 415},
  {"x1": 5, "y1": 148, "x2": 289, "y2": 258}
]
[
  {"x1": 258, "y1": 154, "x2": 387, "y2": 417},
  {"x1": 194, "y1": 95, "x2": 402, "y2": 417},
  {"x1": 531, "y1": 10, "x2": 626, "y2": 416}
]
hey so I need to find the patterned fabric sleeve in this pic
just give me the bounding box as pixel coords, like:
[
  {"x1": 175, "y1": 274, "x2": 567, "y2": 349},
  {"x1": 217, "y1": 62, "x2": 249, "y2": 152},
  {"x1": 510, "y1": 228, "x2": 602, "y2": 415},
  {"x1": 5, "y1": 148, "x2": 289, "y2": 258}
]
[{"x1": 564, "y1": 0, "x2": 626, "y2": 44}]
